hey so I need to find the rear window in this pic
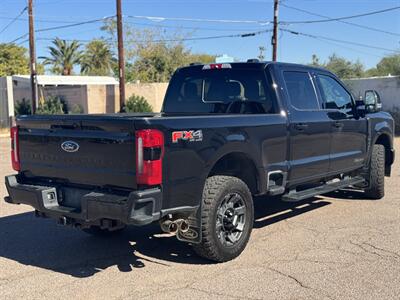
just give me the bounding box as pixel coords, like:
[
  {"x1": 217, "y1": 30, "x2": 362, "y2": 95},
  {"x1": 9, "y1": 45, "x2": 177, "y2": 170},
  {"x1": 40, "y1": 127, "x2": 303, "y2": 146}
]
[{"x1": 163, "y1": 67, "x2": 278, "y2": 114}]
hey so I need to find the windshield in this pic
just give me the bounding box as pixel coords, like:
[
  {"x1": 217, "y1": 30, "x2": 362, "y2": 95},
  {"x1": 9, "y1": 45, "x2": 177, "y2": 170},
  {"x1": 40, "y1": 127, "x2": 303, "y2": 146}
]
[{"x1": 162, "y1": 67, "x2": 278, "y2": 114}]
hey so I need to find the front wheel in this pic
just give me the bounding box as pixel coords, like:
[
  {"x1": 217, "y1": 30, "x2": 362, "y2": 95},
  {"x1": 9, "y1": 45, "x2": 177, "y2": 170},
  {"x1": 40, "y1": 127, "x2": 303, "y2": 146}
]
[
  {"x1": 193, "y1": 176, "x2": 254, "y2": 262},
  {"x1": 364, "y1": 144, "x2": 385, "y2": 199}
]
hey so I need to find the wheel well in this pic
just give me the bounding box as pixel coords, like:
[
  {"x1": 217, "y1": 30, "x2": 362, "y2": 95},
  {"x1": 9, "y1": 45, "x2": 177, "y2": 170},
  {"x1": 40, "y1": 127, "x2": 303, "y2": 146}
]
[
  {"x1": 375, "y1": 134, "x2": 392, "y2": 176},
  {"x1": 208, "y1": 152, "x2": 259, "y2": 195}
]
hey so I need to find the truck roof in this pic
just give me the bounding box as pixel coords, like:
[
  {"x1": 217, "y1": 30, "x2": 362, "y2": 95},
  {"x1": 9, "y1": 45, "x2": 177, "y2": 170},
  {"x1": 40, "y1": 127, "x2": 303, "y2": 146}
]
[{"x1": 180, "y1": 60, "x2": 330, "y2": 73}]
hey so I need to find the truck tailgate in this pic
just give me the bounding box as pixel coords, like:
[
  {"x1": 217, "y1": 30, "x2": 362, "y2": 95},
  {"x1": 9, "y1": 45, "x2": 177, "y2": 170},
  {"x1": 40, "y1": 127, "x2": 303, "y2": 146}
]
[{"x1": 17, "y1": 115, "x2": 138, "y2": 190}]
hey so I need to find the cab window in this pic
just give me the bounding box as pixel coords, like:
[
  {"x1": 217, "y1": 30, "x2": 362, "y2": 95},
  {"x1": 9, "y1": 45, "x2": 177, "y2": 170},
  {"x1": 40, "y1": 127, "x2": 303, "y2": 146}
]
[
  {"x1": 316, "y1": 74, "x2": 353, "y2": 111},
  {"x1": 283, "y1": 71, "x2": 320, "y2": 110}
]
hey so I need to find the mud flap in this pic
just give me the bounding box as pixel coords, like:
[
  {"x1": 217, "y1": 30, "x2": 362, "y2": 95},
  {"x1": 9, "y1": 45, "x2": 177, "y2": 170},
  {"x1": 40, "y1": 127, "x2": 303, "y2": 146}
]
[{"x1": 176, "y1": 209, "x2": 202, "y2": 244}]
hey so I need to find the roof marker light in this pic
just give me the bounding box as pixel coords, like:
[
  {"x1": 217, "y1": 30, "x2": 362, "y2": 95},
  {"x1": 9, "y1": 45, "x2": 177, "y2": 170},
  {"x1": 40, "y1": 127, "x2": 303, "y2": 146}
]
[{"x1": 202, "y1": 63, "x2": 232, "y2": 70}]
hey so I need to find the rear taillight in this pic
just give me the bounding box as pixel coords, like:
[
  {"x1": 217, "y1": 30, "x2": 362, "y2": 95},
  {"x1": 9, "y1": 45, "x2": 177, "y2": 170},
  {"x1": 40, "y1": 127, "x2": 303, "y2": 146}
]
[
  {"x1": 136, "y1": 129, "x2": 164, "y2": 186},
  {"x1": 10, "y1": 126, "x2": 20, "y2": 171}
]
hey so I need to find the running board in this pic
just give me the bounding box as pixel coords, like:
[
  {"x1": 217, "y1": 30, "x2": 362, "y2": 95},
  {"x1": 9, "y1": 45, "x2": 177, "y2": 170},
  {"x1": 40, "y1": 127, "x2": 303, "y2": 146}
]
[{"x1": 282, "y1": 176, "x2": 365, "y2": 202}]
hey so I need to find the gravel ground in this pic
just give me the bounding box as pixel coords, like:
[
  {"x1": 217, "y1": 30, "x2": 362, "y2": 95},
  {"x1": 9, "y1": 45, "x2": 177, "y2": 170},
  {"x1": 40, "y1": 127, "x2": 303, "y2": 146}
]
[{"x1": 0, "y1": 137, "x2": 399, "y2": 300}]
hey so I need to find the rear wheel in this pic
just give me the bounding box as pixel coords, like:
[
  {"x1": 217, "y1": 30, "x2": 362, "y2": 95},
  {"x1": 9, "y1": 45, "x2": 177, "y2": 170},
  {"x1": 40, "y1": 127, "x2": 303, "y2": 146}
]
[
  {"x1": 364, "y1": 144, "x2": 385, "y2": 199},
  {"x1": 193, "y1": 176, "x2": 254, "y2": 262}
]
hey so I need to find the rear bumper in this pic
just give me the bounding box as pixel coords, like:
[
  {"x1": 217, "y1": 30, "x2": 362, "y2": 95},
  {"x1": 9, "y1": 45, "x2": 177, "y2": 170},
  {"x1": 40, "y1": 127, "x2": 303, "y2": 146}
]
[{"x1": 4, "y1": 175, "x2": 162, "y2": 226}]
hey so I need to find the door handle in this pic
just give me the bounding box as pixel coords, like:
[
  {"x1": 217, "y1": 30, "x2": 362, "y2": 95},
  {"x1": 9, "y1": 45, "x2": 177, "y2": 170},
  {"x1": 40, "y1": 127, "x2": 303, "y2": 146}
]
[
  {"x1": 333, "y1": 121, "x2": 344, "y2": 128},
  {"x1": 294, "y1": 123, "x2": 309, "y2": 131}
]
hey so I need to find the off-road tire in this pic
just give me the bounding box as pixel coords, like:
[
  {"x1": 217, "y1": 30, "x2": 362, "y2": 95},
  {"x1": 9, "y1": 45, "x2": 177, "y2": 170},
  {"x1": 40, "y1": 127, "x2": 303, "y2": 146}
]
[
  {"x1": 364, "y1": 144, "x2": 385, "y2": 199},
  {"x1": 193, "y1": 176, "x2": 254, "y2": 262}
]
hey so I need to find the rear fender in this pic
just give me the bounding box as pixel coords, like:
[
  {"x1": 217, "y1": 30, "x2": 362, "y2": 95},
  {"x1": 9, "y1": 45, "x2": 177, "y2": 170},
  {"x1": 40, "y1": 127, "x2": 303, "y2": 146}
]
[{"x1": 178, "y1": 140, "x2": 264, "y2": 244}]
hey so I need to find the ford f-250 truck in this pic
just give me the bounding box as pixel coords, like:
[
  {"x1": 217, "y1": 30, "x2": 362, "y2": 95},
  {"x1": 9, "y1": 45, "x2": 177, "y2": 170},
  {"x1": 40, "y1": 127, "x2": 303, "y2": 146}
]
[{"x1": 5, "y1": 61, "x2": 395, "y2": 262}]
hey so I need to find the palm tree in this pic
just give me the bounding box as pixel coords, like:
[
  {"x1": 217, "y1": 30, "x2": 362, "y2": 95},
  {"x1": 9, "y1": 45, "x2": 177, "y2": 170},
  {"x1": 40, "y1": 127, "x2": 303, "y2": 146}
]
[
  {"x1": 80, "y1": 39, "x2": 115, "y2": 76},
  {"x1": 40, "y1": 38, "x2": 81, "y2": 75}
]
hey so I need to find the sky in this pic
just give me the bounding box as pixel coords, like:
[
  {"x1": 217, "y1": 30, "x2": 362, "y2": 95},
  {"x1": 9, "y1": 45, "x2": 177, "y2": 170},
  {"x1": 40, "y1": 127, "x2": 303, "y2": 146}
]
[{"x1": 0, "y1": 0, "x2": 399, "y2": 69}]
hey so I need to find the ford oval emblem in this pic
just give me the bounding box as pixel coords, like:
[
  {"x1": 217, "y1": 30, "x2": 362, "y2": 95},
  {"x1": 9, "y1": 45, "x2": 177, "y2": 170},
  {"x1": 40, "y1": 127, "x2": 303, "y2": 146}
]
[{"x1": 61, "y1": 141, "x2": 80, "y2": 153}]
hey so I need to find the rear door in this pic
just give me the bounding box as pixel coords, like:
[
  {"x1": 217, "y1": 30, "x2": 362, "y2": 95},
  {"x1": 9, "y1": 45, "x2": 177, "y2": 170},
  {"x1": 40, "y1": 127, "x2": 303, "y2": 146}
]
[
  {"x1": 280, "y1": 67, "x2": 331, "y2": 185},
  {"x1": 314, "y1": 73, "x2": 368, "y2": 173}
]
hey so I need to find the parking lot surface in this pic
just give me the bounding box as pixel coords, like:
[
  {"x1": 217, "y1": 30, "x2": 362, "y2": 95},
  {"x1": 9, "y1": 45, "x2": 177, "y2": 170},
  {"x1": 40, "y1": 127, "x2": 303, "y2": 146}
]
[{"x1": 0, "y1": 137, "x2": 399, "y2": 300}]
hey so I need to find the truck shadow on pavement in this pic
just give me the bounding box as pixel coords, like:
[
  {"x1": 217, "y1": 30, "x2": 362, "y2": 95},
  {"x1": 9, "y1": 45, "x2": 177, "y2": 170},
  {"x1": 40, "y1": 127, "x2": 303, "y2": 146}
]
[
  {"x1": 0, "y1": 197, "x2": 331, "y2": 278},
  {"x1": 324, "y1": 189, "x2": 372, "y2": 200}
]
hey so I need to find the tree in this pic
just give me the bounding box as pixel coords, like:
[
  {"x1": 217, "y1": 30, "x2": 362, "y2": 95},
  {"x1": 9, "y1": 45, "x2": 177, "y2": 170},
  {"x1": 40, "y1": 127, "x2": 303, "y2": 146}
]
[
  {"x1": 37, "y1": 95, "x2": 68, "y2": 114},
  {"x1": 40, "y1": 38, "x2": 81, "y2": 75},
  {"x1": 310, "y1": 53, "x2": 364, "y2": 79},
  {"x1": 366, "y1": 54, "x2": 400, "y2": 77},
  {"x1": 101, "y1": 20, "x2": 216, "y2": 82},
  {"x1": 188, "y1": 53, "x2": 215, "y2": 65},
  {"x1": 131, "y1": 39, "x2": 215, "y2": 82},
  {"x1": 123, "y1": 94, "x2": 153, "y2": 113},
  {"x1": 0, "y1": 43, "x2": 30, "y2": 76},
  {"x1": 80, "y1": 39, "x2": 115, "y2": 76},
  {"x1": 14, "y1": 98, "x2": 32, "y2": 115}
]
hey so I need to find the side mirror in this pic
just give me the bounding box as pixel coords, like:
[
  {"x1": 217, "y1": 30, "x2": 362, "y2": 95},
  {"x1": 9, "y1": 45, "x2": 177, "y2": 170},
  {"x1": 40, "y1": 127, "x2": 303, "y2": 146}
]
[{"x1": 365, "y1": 90, "x2": 382, "y2": 113}]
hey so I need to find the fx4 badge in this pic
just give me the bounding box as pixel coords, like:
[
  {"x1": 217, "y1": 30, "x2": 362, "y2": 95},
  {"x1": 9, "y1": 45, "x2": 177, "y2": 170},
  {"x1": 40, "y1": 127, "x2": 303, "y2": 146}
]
[{"x1": 172, "y1": 130, "x2": 203, "y2": 143}]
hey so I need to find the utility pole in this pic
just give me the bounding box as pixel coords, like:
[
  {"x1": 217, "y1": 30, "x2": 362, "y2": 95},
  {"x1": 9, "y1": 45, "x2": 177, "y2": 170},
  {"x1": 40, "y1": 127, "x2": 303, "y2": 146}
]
[
  {"x1": 258, "y1": 46, "x2": 266, "y2": 61},
  {"x1": 28, "y1": 0, "x2": 38, "y2": 114},
  {"x1": 271, "y1": 0, "x2": 279, "y2": 61},
  {"x1": 116, "y1": 0, "x2": 126, "y2": 112}
]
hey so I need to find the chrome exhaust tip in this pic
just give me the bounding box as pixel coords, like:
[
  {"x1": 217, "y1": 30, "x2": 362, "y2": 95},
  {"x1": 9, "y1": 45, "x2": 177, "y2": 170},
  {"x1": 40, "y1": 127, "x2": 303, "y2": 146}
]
[
  {"x1": 178, "y1": 219, "x2": 190, "y2": 233},
  {"x1": 160, "y1": 219, "x2": 178, "y2": 234},
  {"x1": 169, "y1": 221, "x2": 179, "y2": 234}
]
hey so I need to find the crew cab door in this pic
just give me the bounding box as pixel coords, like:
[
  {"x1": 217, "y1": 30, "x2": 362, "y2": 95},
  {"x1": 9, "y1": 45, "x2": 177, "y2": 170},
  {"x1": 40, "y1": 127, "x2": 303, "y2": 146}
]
[
  {"x1": 314, "y1": 73, "x2": 368, "y2": 173},
  {"x1": 280, "y1": 67, "x2": 331, "y2": 185}
]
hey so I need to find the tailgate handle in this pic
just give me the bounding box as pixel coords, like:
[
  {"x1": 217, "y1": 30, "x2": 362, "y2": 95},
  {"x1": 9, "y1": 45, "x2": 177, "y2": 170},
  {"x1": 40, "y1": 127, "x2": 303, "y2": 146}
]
[{"x1": 50, "y1": 123, "x2": 80, "y2": 130}]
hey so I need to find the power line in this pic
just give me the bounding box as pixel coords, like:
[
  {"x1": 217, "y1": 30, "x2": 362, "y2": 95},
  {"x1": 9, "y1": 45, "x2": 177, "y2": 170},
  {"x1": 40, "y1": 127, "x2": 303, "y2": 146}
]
[
  {"x1": 36, "y1": 15, "x2": 115, "y2": 33},
  {"x1": 0, "y1": 15, "x2": 77, "y2": 24},
  {"x1": 9, "y1": 15, "x2": 115, "y2": 43},
  {"x1": 288, "y1": 32, "x2": 386, "y2": 59},
  {"x1": 281, "y1": 5, "x2": 400, "y2": 24},
  {"x1": 145, "y1": 29, "x2": 272, "y2": 43},
  {"x1": 281, "y1": 3, "x2": 400, "y2": 37},
  {"x1": 126, "y1": 15, "x2": 271, "y2": 25},
  {"x1": 0, "y1": 15, "x2": 265, "y2": 32},
  {"x1": 21, "y1": 29, "x2": 272, "y2": 45},
  {"x1": 281, "y1": 28, "x2": 400, "y2": 53},
  {"x1": 127, "y1": 6, "x2": 400, "y2": 26},
  {"x1": 0, "y1": 6, "x2": 27, "y2": 35},
  {"x1": 124, "y1": 20, "x2": 264, "y2": 32}
]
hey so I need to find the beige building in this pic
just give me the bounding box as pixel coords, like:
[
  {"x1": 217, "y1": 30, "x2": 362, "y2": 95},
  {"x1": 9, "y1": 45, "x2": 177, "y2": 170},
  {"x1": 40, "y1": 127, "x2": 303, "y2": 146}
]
[{"x1": 0, "y1": 75, "x2": 168, "y2": 128}]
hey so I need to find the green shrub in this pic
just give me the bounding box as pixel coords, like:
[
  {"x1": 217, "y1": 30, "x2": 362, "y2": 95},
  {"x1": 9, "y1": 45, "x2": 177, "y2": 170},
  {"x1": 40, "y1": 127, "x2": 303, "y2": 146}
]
[
  {"x1": 15, "y1": 98, "x2": 32, "y2": 115},
  {"x1": 123, "y1": 94, "x2": 153, "y2": 113},
  {"x1": 70, "y1": 104, "x2": 84, "y2": 114},
  {"x1": 37, "y1": 96, "x2": 68, "y2": 115}
]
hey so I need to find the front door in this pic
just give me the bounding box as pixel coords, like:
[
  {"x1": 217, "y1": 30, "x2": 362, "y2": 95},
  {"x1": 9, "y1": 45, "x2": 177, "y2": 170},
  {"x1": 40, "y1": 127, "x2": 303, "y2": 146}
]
[
  {"x1": 315, "y1": 73, "x2": 368, "y2": 173},
  {"x1": 281, "y1": 69, "x2": 331, "y2": 185}
]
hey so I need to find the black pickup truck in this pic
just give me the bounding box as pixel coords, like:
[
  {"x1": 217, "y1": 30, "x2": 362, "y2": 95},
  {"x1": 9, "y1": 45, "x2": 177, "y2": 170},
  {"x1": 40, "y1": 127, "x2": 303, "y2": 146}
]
[{"x1": 5, "y1": 61, "x2": 395, "y2": 262}]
